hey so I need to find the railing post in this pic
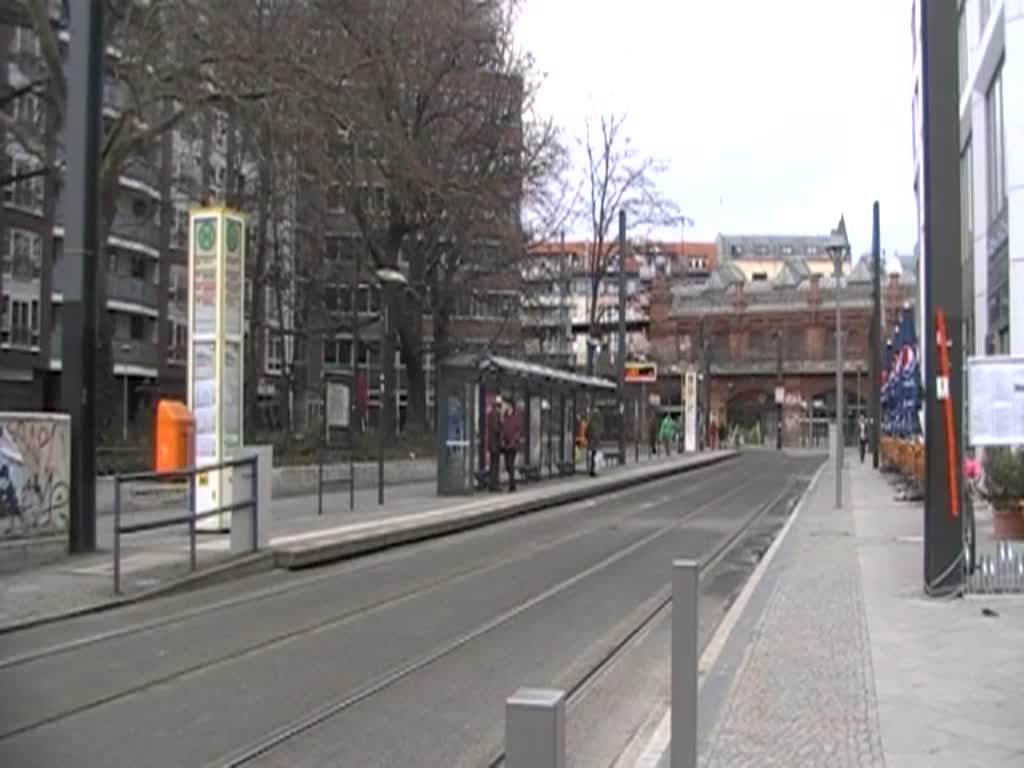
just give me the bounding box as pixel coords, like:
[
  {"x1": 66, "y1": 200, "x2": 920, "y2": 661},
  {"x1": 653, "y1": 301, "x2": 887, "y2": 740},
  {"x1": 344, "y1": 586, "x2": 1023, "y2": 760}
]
[
  {"x1": 188, "y1": 470, "x2": 197, "y2": 572},
  {"x1": 317, "y1": 449, "x2": 324, "y2": 517},
  {"x1": 505, "y1": 688, "x2": 565, "y2": 768},
  {"x1": 251, "y1": 455, "x2": 259, "y2": 552},
  {"x1": 112, "y1": 478, "x2": 122, "y2": 595},
  {"x1": 349, "y1": 443, "x2": 355, "y2": 512},
  {"x1": 672, "y1": 559, "x2": 699, "y2": 768}
]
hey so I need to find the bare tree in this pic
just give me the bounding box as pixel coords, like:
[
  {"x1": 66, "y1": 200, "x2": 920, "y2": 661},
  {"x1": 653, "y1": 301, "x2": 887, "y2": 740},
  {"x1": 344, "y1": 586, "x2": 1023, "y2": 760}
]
[
  {"x1": 577, "y1": 113, "x2": 678, "y2": 344},
  {"x1": 292, "y1": 0, "x2": 562, "y2": 433}
]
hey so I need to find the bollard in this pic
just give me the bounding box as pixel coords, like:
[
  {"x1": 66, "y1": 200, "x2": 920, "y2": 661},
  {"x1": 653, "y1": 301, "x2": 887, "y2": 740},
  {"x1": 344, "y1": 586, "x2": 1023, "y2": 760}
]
[
  {"x1": 505, "y1": 688, "x2": 565, "y2": 768},
  {"x1": 672, "y1": 559, "x2": 698, "y2": 768}
]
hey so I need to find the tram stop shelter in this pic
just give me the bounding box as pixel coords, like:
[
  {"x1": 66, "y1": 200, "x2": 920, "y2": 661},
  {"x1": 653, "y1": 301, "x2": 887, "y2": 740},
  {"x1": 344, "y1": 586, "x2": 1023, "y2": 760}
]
[{"x1": 436, "y1": 352, "x2": 617, "y2": 496}]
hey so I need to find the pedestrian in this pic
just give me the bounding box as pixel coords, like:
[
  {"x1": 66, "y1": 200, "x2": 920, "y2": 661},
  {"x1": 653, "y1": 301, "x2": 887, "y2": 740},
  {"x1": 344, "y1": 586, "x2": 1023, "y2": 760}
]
[
  {"x1": 487, "y1": 395, "x2": 503, "y2": 491},
  {"x1": 501, "y1": 399, "x2": 523, "y2": 491},
  {"x1": 648, "y1": 412, "x2": 659, "y2": 456},
  {"x1": 659, "y1": 412, "x2": 676, "y2": 456},
  {"x1": 587, "y1": 407, "x2": 603, "y2": 476},
  {"x1": 858, "y1": 415, "x2": 868, "y2": 464}
]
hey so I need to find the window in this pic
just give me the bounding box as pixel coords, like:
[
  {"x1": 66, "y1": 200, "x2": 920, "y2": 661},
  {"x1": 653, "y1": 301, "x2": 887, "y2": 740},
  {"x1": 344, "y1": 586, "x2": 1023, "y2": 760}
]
[
  {"x1": 132, "y1": 198, "x2": 149, "y2": 219},
  {"x1": 806, "y1": 245, "x2": 819, "y2": 256},
  {"x1": 169, "y1": 321, "x2": 187, "y2": 362},
  {"x1": 169, "y1": 265, "x2": 188, "y2": 309},
  {"x1": 3, "y1": 152, "x2": 44, "y2": 213},
  {"x1": 985, "y1": 60, "x2": 1006, "y2": 219},
  {"x1": 324, "y1": 285, "x2": 352, "y2": 313},
  {"x1": 12, "y1": 26, "x2": 40, "y2": 56},
  {"x1": 358, "y1": 284, "x2": 380, "y2": 313},
  {"x1": 3, "y1": 228, "x2": 42, "y2": 279},
  {"x1": 751, "y1": 272, "x2": 768, "y2": 282},
  {"x1": 780, "y1": 245, "x2": 794, "y2": 256},
  {"x1": 323, "y1": 338, "x2": 353, "y2": 367},
  {"x1": 1, "y1": 298, "x2": 40, "y2": 349},
  {"x1": 266, "y1": 329, "x2": 284, "y2": 374}
]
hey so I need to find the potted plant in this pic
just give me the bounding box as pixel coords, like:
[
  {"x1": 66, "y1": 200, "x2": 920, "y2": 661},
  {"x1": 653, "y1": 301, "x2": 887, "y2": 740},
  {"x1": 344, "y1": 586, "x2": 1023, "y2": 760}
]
[{"x1": 981, "y1": 447, "x2": 1024, "y2": 540}]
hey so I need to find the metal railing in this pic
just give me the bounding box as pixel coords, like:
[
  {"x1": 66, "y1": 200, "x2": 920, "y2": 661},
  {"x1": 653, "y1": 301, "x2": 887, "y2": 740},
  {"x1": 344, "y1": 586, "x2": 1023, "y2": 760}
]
[{"x1": 112, "y1": 455, "x2": 260, "y2": 594}]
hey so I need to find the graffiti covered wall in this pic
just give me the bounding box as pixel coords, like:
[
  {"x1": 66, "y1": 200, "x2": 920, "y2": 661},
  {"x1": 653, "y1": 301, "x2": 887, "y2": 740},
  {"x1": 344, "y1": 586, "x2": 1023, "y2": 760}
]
[{"x1": 0, "y1": 413, "x2": 70, "y2": 540}]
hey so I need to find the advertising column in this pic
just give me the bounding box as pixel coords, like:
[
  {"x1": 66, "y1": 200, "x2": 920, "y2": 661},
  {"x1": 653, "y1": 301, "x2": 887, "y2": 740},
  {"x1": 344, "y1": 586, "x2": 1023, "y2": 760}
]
[
  {"x1": 684, "y1": 367, "x2": 698, "y2": 453},
  {"x1": 188, "y1": 207, "x2": 246, "y2": 532}
]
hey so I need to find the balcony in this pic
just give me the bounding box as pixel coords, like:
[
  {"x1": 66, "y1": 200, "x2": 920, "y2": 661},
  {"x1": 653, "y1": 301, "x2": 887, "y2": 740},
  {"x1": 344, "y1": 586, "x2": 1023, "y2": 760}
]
[
  {"x1": 109, "y1": 209, "x2": 161, "y2": 252},
  {"x1": 52, "y1": 263, "x2": 159, "y2": 310},
  {"x1": 121, "y1": 155, "x2": 162, "y2": 194},
  {"x1": 112, "y1": 338, "x2": 159, "y2": 370},
  {"x1": 55, "y1": 205, "x2": 161, "y2": 252},
  {"x1": 107, "y1": 274, "x2": 159, "y2": 308}
]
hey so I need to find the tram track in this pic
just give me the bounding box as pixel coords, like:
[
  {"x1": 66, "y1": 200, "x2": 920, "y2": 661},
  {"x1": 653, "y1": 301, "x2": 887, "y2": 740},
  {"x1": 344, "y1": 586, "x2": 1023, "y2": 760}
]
[
  {"x1": 0, "y1": 466, "x2": 735, "y2": 743},
  {"x1": 212, "y1": 476, "x2": 793, "y2": 768},
  {"x1": 0, "y1": 454, "x2": 817, "y2": 768}
]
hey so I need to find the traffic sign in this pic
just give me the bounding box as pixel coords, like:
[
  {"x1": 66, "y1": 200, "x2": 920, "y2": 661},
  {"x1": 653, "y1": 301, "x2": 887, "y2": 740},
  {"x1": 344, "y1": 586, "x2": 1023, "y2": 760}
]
[{"x1": 625, "y1": 361, "x2": 658, "y2": 383}]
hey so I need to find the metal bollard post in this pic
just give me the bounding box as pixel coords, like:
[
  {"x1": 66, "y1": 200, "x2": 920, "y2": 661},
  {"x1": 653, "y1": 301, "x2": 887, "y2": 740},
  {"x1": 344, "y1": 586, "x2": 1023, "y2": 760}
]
[
  {"x1": 188, "y1": 471, "x2": 197, "y2": 572},
  {"x1": 113, "y1": 479, "x2": 122, "y2": 595},
  {"x1": 505, "y1": 688, "x2": 565, "y2": 768},
  {"x1": 672, "y1": 559, "x2": 699, "y2": 768}
]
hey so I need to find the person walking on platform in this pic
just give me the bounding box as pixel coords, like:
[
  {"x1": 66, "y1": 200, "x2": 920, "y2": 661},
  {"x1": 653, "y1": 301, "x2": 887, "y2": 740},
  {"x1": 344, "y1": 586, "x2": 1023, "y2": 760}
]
[
  {"x1": 586, "y1": 408, "x2": 603, "y2": 477},
  {"x1": 659, "y1": 412, "x2": 677, "y2": 456},
  {"x1": 858, "y1": 415, "x2": 868, "y2": 464},
  {"x1": 487, "y1": 395, "x2": 504, "y2": 491},
  {"x1": 501, "y1": 399, "x2": 522, "y2": 492}
]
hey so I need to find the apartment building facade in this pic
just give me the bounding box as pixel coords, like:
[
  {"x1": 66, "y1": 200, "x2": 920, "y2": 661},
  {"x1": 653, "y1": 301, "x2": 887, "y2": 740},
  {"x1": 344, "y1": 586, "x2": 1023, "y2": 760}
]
[
  {"x1": 521, "y1": 239, "x2": 717, "y2": 373},
  {"x1": 913, "y1": 0, "x2": 1023, "y2": 360},
  {"x1": 3, "y1": 5, "x2": 519, "y2": 438}
]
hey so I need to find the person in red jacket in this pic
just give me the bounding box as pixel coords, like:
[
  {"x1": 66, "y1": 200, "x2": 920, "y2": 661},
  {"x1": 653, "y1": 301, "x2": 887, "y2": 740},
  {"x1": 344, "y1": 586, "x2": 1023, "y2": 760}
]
[{"x1": 501, "y1": 398, "x2": 523, "y2": 492}]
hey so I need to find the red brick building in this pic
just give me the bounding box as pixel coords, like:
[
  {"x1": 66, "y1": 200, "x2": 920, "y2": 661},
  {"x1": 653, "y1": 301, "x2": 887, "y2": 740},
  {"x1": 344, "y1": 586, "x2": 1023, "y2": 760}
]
[{"x1": 645, "y1": 243, "x2": 917, "y2": 447}]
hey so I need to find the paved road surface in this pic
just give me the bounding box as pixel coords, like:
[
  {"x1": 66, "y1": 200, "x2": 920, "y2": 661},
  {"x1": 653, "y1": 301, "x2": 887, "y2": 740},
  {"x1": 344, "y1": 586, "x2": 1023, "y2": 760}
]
[{"x1": 0, "y1": 452, "x2": 821, "y2": 767}]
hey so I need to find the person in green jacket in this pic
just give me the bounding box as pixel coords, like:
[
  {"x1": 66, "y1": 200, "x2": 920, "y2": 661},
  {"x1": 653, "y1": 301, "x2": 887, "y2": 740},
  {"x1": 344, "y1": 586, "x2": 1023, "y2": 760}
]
[{"x1": 659, "y1": 413, "x2": 677, "y2": 456}]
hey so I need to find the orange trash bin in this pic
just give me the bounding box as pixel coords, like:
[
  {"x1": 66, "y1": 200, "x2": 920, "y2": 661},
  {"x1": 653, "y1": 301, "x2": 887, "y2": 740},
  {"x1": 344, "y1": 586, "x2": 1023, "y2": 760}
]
[{"x1": 155, "y1": 399, "x2": 195, "y2": 474}]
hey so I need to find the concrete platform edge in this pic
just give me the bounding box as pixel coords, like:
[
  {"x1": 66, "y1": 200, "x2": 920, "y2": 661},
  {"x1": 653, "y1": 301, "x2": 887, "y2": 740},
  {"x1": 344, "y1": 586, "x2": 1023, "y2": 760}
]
[
  {"x1": 0, "y1": 550, "x2": 276, "y2": 636},
  {"x1": 274, "y1": 452, "x2": 739, "y2": 571}
]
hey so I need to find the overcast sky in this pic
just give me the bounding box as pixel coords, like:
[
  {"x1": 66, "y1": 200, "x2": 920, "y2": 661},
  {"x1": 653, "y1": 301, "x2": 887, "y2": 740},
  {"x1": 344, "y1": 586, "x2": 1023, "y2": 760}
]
[{"x1": 516, "y1": 0, "x2": 915, "y2": 258}]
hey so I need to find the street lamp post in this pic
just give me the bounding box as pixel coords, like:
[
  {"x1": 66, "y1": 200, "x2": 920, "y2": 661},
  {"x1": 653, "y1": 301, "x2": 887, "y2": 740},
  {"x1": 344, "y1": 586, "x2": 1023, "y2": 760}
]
[
  {"x1": 774, "y1": 331, "x2": 783, "y2": 450},
  {"x1": 375, "y1": 268, "x2": 409, "y2": 506},
  {"x1": 826, "y1": 217, "x2": 850, "y2": 509}
]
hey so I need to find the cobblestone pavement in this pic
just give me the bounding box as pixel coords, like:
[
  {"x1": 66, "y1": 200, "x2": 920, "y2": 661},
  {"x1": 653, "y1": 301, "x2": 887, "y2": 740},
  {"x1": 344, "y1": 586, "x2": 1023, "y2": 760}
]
[{"x1": 700, "y1": 466, "x2": 886, "y2": 768}]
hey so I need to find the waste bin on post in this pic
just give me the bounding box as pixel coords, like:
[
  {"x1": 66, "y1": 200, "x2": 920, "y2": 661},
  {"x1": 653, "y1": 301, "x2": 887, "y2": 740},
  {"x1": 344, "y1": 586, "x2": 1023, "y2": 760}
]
[{"x1": 155, "y1": 399, "x2": 195, "y2": 474}]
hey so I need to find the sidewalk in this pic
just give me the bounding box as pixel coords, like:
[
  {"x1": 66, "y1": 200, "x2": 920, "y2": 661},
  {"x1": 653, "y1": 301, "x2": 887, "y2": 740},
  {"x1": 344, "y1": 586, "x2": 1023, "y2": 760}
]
[
  {"x1": 0, "y1": 451, "x2": 734, "y2": 631},
  {"x1": 656, "y1": 453, "x2": 1024, "y2": 767}
]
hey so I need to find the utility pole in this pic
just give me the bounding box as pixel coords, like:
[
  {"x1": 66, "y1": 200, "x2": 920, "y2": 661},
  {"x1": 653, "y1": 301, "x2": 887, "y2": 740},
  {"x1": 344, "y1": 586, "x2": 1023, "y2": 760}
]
[
  {"x1": 826, "y1": 218, "x2": 849, "y2": 510},
  {"x1": 920, "y1": 0, "x2": 964, "y2": 595},
  {"x1": 62, "y1": 1, "x2": 104, "y2": 553},
  {"x1": 870, "y1": 201, "x2": 882, "y2": 468},
  {"x1": 617, "y1": 210, "x2": 627, "y2": 465}
]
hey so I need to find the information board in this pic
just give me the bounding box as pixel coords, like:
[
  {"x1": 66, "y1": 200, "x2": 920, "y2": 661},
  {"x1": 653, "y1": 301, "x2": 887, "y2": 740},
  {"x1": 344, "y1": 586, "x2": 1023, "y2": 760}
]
[
  {"x1": 967, "y1": 355, "x2": 1024, "y2": 446},
  {"x1": 326, "y1": 381, "x2": 351, "y2": 429},
  {"x1": 188, "y1": 207, "x2": 247, "y2": 530}
]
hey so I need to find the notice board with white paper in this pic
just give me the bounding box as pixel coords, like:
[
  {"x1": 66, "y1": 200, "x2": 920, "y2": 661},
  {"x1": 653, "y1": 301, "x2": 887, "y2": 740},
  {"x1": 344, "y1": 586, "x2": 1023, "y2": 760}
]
[{"x1": 967, "y1": 355, "x2": 1024, "y2": 446}]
